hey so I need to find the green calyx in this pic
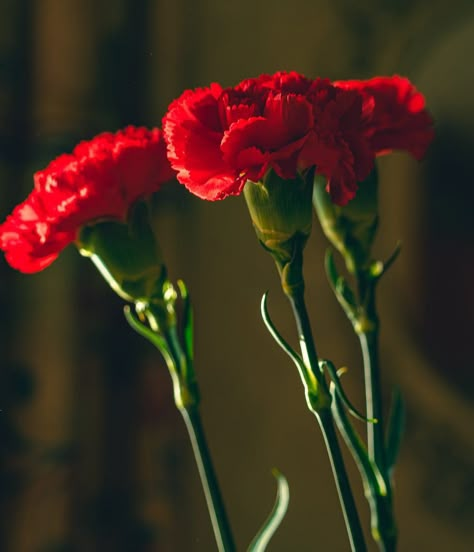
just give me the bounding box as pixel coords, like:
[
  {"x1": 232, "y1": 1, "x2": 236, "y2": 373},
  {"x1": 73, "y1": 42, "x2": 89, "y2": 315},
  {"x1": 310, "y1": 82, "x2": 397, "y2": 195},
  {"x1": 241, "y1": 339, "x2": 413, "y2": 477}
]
[
  {"x1": 77, "y1": 200, "x2": 167, "y2": 304},
  {"x1": 313, "y1": 169, "x2": 379, "y2": 274},
  {"x1": 243, "y1": 170, "x2": 313, "y2": 295}
]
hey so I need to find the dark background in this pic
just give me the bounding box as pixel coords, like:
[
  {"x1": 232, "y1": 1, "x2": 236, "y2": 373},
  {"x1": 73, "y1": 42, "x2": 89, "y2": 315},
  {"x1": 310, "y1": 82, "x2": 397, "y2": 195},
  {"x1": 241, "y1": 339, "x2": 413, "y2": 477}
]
[{"x1": 0, "y1": 1, "x2": 473, "y2": 550}]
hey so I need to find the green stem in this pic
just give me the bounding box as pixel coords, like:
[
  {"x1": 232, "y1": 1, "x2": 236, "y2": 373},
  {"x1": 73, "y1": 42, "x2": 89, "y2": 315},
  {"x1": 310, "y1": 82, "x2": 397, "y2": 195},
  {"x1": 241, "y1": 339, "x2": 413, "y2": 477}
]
[
  {"x1": 180, "y1": 406, "x2": 236, "y2": 552},
  {"x1": 357, "y1": 282, "x2": 396, "y2": 552},
  {"x1": 359, "y1": 329, "x2": 386, "y2": 472},
  {"x1": 145, "y1": 306, "x2": 236, "y2": 552},
  {"x1": 317, "y1": 410, "x2": 368, "y2": 552},
  {"x1": 288, "y1": 291, "x2": 367, "y2": 552},
  {"x1": 287, "y1": 291, "x2": 321, "y2": 383}
]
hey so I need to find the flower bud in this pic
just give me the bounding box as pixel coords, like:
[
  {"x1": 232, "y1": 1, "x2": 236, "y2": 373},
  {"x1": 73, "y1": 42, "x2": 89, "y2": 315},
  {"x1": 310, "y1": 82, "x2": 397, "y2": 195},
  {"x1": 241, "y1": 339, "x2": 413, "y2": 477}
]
[
  {"x1": 313, "y1": 169, "x2": 378, "y2": 273},
  {"x1": 77, "y1": 201, "x2": 166, "y2": 303},
  {"x1": 243, "y1": 170, "x2": 313, "y2": 295}
]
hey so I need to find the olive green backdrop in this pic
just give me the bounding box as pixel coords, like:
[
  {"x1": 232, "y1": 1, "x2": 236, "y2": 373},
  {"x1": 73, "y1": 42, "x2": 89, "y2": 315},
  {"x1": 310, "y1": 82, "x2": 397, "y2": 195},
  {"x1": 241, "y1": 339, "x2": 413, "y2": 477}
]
[{"x1": 0, "y1": 1, "x2": 473, "y2": 551}]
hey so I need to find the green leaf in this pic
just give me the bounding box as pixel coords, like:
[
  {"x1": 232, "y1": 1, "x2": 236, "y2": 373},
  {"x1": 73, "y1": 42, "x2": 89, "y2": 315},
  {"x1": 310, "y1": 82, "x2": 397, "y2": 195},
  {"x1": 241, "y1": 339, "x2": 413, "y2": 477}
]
[
  {"x1": 247, "y1": 469, "x2": 290, "y2": 552},
  {"x1": 324, "y1": 250, "x2": 357, "y2": 319},
  {"x1": 322, "y1": 361, "x2": 377, "y2": 424},
  {"x1": 325, "y1": 248, "x2": 340, "y2": 290},
  {"x1": 336, "y1": 277, "x2": 357, "y2": 311},
  {"x1": 330, "y1": 382, "x2": 387, "y2": 497},
  {"x1": 385, "y1": 387, "x2": 405, "y2": 474},
  {"x1": 380, "y1": 241, "x2": 402, "y2": 279},
  {"x1": 177, "y1": 279, "x2": 194, "y2": 363},
  {"x1": 260, "y1": 293, "x2": 310, "y2": 390},
  {"x1": 123, "y1": 305, "x2": 175, "y2": 372}
]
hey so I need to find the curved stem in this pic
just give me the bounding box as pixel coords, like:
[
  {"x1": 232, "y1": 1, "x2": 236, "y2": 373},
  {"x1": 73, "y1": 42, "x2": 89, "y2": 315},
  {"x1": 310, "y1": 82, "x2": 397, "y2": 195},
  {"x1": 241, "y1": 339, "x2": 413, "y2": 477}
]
[
  {"x1": 287, "y1": 290, "x2": 367, "y2": 552},
  {"x1": 181, "y1": 406, "x2": 236, "y2": 552}
]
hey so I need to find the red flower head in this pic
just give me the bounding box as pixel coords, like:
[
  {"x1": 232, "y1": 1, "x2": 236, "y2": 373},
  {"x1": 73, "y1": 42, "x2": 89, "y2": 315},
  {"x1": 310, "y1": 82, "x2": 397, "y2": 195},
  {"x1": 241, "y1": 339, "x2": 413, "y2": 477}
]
[
  {"x1": 163, "y1": 72, "x2": 434, "y2": 206},
  {"x1": 0, "y1": 126, "x2": 174, "y2": 273},
  {"x1": 334, "y1": 75, "x2": 434, "y2": 161},
  {"x1": 163, "y1": 72, "x2": 375, "y2": 205}
]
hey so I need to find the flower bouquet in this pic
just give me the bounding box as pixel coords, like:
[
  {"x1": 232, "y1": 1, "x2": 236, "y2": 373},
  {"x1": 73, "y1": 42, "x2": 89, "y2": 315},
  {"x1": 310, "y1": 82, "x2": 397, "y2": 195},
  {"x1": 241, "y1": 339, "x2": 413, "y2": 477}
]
[{"x1": 0, "y1": 72, "x2": 434, "y2": 551}]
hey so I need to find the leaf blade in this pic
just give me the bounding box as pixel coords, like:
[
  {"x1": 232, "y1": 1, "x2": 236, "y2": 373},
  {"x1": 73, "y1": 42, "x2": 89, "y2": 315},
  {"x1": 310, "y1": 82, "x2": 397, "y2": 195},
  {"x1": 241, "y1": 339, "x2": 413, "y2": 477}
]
[{"x1": 247, "y1": 469, "x2": 290, "y2": 552}]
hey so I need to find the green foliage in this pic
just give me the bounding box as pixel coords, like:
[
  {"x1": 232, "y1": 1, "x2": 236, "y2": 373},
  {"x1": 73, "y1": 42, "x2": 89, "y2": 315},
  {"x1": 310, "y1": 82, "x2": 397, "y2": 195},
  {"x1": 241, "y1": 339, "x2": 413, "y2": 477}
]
[{"x1": 248, "y1": 470, "x2": 290, "y2": 552}]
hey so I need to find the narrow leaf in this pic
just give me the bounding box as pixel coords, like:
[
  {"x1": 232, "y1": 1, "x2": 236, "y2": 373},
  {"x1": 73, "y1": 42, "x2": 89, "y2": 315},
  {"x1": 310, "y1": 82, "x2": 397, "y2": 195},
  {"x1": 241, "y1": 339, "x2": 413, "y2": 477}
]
[
  {"x1": 324, "y1": 250, "x2": 357, "y2": 318},
  {"x1": 325, "y1": 248, "x2": 340, "y2": 290},
  {"x1": 385, "y1": 386, "x2": 405, "y2": 473},
  {"x1": 247, "y1": 469, "x2": 290, "y2": 552},
  {"x1": 336, "y1": 278, "x2": 357, "y2": 310},
  {"x1": 177, "y1": 279, "x2": 194, "y2": 363},
  {"x1": 331, "y1": 382, "x2": 387, "y2": 497},
  {"x1": 124, "y1": 305, "x2": 175, "y2": 372},
  {"x1": 376, "y1": 241, "x2": 402, "y2": 280},
  {"x1": 322, "y1": 360, "x2": 377, "y2": 424},
  {"x1": 260, "y1": 293, "x2": 307, "y2": 380}
]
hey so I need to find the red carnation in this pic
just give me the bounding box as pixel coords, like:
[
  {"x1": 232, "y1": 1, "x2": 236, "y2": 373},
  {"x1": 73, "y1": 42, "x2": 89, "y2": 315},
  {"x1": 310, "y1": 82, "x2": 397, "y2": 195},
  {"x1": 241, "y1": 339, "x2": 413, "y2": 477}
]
[
  {"x1": 164, "y1": 78, "x2": 317, "y2": 201},
  {"x1": 334, "y1": 75, "x2": 434, "y2": 161},
  {"x1": 163, "y1": 72, "x2": 375, "y2": 205},
  {"x1": 163, "y1": 72, "x2": 433, "y2": 206},
  {"x1": 0, "y1": 126, "x2": 174, "y2": 273}
]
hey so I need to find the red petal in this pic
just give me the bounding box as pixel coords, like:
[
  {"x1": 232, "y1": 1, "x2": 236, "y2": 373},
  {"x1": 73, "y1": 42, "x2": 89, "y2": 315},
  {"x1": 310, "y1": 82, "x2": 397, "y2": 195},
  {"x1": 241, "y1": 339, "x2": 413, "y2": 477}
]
[
  {"x1": 1, "y1": 126, "x2": 173, "y2": 272},
  {"x1": 334, "y1": 75, "x2": 434, "y2": 159}
]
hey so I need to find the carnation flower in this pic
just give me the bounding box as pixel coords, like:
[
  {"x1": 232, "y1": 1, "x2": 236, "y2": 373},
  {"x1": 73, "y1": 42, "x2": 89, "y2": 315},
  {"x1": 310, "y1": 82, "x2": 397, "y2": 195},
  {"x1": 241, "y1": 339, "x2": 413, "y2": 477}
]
[
  {"x1": 163, "y1": 72, "x2": 433, "y2": 206},
  {"x1": 334, "y1": 75, "x2": 435, "y2": 161},
  {"x1": 163, "y1": 72, "x2": 367, "y2": 204},
  {"x1": 0, "y1": 126, "x2": 174, "y2": 273}
]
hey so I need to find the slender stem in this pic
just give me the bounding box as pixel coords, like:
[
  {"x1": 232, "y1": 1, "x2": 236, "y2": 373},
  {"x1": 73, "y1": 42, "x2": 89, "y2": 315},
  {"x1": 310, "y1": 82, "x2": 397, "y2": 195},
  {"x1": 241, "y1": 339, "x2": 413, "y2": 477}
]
[
  {"x1": 359, "y1": 329, "x2": 386, "y2": 472},
  {"x1": 180, "y1": 406, "x2": 236, "y2": 552},
  {"x1": 288, "y1": 290, "x2": 367, "y2": 552},
  {"x1": 356, "y1": 278, "x2": 385, "y2": 471},
  {"x1": 169, "y1": 326, "x2": 236, "y2": 552},
  {"x1": 145, "y1": 305, "x2": 236, "y2": 552},
  {"x1": 357, "y1": 281, "x2": 396, "y2": 552},
  {"x1": 318, "y1": 410, "x2": 368, "y2": 552},
  {"x1": 288, "y1": 291, "x2": 321, "y2": 382}
]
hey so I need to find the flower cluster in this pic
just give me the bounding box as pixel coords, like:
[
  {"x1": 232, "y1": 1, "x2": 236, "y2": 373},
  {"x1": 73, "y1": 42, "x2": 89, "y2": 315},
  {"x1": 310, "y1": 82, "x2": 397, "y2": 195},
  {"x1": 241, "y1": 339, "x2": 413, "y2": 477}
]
[
  {"x1": 0, "y1": 126, "x2": 174, "y2": 273},
  {"x1": 163, "y1": 72, "x2": 434, "y2": 205},
  {"x1": 0, "y1": 72, "x2": 433, "y2": 276},
  {"x1": 0, "y1": 69, "x2": 436, "y2": 552}
]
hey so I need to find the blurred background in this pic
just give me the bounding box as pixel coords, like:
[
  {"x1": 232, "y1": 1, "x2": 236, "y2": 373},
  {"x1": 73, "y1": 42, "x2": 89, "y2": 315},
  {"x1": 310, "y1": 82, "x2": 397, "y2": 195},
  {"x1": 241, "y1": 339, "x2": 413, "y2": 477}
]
[{"x1": 0, "y1": 0, "x2": 473, "y2": 550}]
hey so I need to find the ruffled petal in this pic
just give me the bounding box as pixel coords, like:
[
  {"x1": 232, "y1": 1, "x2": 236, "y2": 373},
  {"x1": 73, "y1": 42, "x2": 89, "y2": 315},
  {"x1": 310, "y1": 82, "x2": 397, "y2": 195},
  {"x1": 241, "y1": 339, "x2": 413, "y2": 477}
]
[
  {"x1": 0, "y1": 193, "x2": 74, "y2": 272},
  {"x1": 163, "y1": 84, "x2": 241, "y2": 200},
  {"x1": 1, "y1": 126, "x2": 173, "y2": 272},
  {"x1": 335, "y1": 75, "x2": 434, "y2": 160}
]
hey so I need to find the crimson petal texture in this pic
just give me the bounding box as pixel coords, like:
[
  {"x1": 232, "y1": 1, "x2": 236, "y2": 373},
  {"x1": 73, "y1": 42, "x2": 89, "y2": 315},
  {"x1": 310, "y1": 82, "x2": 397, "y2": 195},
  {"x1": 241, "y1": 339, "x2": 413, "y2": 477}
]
[
  {"x1": 163, "y1": 73, "x2": 323, "y2": 201},
  {"x1": 163, "y1": 72, "x2": 433, "y2": 206},
  {"x1": 163, "y1": 85, "x2": 239, "y2": 200},
  {"x1": 334, "y1": 75, "x2": 435, "y2": 161},
  {"x1": 163, "y1": 72, "x2": 432, "y2": 207},
  {"x1": 0, "y1": 126, "x2": 174, "y2": 273}
]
